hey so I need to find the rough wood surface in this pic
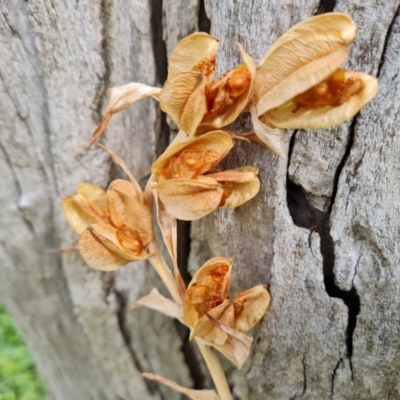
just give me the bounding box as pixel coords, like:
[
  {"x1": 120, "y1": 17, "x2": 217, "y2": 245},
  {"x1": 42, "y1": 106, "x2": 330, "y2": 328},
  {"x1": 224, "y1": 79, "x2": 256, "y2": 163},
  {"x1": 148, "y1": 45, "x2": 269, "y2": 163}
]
[
  {"x1": 190, "y1": 1, "x2": 400, "y2": 399},
  {"x1": 1, "y1": 0, "x2": 400, "y2": 399}
]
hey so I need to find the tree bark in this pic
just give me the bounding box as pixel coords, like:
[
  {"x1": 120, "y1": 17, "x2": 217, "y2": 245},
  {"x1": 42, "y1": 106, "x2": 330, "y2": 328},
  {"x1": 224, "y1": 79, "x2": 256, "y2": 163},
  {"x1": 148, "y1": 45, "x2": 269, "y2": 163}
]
[{"x1": 1, "y1": 1, "x2": 399, "y2": 399}]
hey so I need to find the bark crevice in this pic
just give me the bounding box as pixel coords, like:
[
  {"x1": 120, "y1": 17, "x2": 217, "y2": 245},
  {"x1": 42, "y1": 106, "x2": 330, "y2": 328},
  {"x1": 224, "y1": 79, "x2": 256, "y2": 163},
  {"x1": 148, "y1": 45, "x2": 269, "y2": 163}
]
[
  {"x1": 315, "y1": 0, "x2": 336, "y2": 15},
  {"x1": 177, "y1": 220, "x2": 192, "y2": 285},
  {"x1": 198, "y1": 0, "x2": 211, "y2": 33},
  {"x1": 94, "y1": 0, "x2": 112, "y2": 120},
  {"x1": 174, "y1": 321, "x2": 206, "y2": 390},
  {"x1": 329, "y1": 117, "x2": 358, "y2": 211},
  {"x1": 301, "y1": 355, "x2": 307, "y2": 396},
  {"x1": 377, "y1": 2, "x2": 400, "y2": 78},
  {"x1": 330, "y1": 358, "x2": 342, "y2": 399},
  {"x1": 150, "y1": 0, "x2": 170, "y2": 157},
  {"x1": 113, "y1": 289, "x2": 161, "y2": 397},
  {"x1": 286, "y1": 181, "x2": 360, "y2": 364}
]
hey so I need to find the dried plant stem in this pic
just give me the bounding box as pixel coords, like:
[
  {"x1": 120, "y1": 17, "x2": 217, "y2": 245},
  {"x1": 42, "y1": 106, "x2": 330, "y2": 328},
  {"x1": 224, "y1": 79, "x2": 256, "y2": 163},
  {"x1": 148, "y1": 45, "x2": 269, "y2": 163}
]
[
  {"x1": 196, "y1": 340, "x2": 233, "y2": 400},
  {"x1": 148, "y1": 241, "x2": 182, "y2": 306},
  {"x1": 149, "y1": 242, "x2": 232, "y2": 399}
]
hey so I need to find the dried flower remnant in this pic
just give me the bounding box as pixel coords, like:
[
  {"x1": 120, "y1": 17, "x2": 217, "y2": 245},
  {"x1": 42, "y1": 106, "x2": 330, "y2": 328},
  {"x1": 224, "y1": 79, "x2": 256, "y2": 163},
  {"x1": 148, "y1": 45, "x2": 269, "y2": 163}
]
[
  {"x1": 159, "y1": 33, "x2": 256, "y2": 136},
  {"x1": 151, "y1": 130, "x2": 260, "y2": 220},
  {"x1": 88, "y1": 34, "x2": 255, "y2": 146},
  {"x1": 62, "y1": 178, "x2": 153, "y2": 271},
  {"x1": 252, "y1": 13, "x2": 378, "y2": 135},
  {"x1": 89, "y1": 83, "x2": 161, "y2": 146},
  {"x1": 184, "y1": 258, "x2": 270, "y2": 367}
]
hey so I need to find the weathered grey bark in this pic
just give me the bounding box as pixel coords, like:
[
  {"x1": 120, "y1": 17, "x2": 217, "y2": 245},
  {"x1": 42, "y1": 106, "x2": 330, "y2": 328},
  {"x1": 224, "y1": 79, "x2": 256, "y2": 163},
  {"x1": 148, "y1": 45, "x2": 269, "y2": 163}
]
[{"x1": 0, "y1": 0, "x2": 399, "y2": 399}]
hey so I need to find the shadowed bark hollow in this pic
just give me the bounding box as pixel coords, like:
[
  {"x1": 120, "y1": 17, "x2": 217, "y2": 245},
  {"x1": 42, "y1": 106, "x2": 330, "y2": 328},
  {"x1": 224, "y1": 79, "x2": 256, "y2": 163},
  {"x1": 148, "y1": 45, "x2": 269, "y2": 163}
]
[{"x1": 1, "y1": 1, "x2": 399, "y2": 399}]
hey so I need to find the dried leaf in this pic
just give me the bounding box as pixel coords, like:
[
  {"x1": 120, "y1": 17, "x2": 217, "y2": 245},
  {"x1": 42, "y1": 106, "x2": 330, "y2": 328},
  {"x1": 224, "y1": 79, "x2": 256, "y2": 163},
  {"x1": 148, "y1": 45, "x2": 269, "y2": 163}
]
[
  {"x1": 232, "y1": 285, "x2": 271, "y2": 333},
  {"x1": 255, "y1": 13, "x2": 358, "y2": 114},
  {"x1": 89, "y1": 83, "x2": 161, "y2": 146},
  {"x1": 198, "y1": 43, "x2": 256, "y2": 132},
  {"x1": 62, "y1": 184, "x2": 108, "y2": 234},
  {"x1": 108, "y1": 179, "x2": 141, "y2": 200},
  {"x1": 254, "y1": 13, "x2": 377, "y2": 131},
  {"x1": 98, "y1": 144, "x2": 143, "y2": 201},
  {"x1": 159, "y1": 72, "x2": 208, "y2": 136},
  {"x1": 156, "y1": 178, "x2": 223, "y2": 221},
  {"x1": 130, "y1": 288, "x2": 183, "y2": 320},
  {"x1": 255, "y1": 45, "x2": 349, "y2": 116},
  {"x1": 250, "y1": 105, "x2": 286, "y2": 157},
  {"x1": 195, "y1": 310, "x2": 253, "y2": 369},
  {"x1": 79, "y1": 225, "x2": 131, "y2": 271},
  {"x1": 107, "y1": 188, "x2": 154, "y2": 246},
  {"x1": 167, "y1": 32, "x2": 219, "y2": 80},
  {"x1": 191, "y1": 301, "x2": 234, "y2": 345},
  {"x1": 151, "y1": 130, "x2": 233, "y2": 181},
  {"x1": 207, "y1": 166, "x2": 260, "y2": 208},
  {"x1": 264, "y1": 12, "x2": 357, "y2": 58},
  {"x1": 151, "y1": 182, "x2": 186, "y2": 300},
  {"x1": 264, "y1": 71, "x2": 378, "y2": 129},
  {"x1": 142, "y1": 373, "x2": 220, "y2": 400}
]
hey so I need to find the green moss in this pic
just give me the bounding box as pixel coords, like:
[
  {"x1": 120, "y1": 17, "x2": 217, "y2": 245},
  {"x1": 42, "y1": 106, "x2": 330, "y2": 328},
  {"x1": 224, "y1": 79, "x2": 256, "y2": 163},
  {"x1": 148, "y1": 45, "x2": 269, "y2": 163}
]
[{"x1": 0, "y1": 305, "x2": 47, "y2": 400}]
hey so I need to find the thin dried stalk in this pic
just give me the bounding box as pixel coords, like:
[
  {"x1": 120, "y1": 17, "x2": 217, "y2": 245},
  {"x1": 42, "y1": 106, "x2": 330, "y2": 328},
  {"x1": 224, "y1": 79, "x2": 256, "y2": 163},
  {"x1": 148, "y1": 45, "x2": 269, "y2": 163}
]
[{"x1": 196, "y1": 340, "x2": 233, "y2": 400}]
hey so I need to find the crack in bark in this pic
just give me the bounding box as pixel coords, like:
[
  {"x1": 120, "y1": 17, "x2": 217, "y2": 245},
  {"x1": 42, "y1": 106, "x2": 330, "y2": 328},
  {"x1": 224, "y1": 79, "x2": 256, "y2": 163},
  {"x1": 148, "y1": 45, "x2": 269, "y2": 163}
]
[
  {"x1": 198, "y1": 0, "x2": 211, "y2": 33},
  {"x1": 315, "y1": 0, "x2": 336, "y2": 15},
  {"x1": 175, "y1": 220, "x2": 208, "y2": 389},
  {"x1": 149, "y1": 0, "x2": 207, "y2": 390},
  {"x1": 329, "y1": 118, "x2": 357, "y2": 209},
  {"x1": 113, "y1": 289, "x2": 163, "y2": 399},
  {"x1": 328, "y1": 118, "x2": 361, "y2": 374},
  {"x1": 377, "y1": 2, "x2": 400, "y2": 78},
  {"x1": 286, "y1": 181, "x2": 360, "y2": 369},
  {"x1": 177, "y1": 220, "x2": 192, "y2": 285},
  {"x1": 286, "y1": 58, "x2": 363, "y2": 394},
  {"x1": 93, "y1": 0, "x2": 112, "y2": 124},
  {"x1": 150, "y1": 0, "x2": 170, "y2": 157},
  {"x1": 174, "y1": 321, "x2": 206, "y2": 390},
  {"x1": 330, "y1": 358, "x2": 342, "y2": 399},
  {"x1": 301, "y1": 354, "x2": 307, "y2": 396}
]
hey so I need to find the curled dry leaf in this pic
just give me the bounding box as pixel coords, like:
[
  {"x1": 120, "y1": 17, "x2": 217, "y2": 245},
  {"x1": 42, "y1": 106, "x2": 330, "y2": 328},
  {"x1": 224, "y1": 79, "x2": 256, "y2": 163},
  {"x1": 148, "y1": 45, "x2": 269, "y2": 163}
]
[
  {"x1": 158, "y1": 72, "x2": 208, "y2": 136},
  {"x1": 89, "y1": 83, "x2": 161, "y2": 146},
  {"x1": 142, "y1": 373, "x2": 220, "y2": 400},
  {"x1": 207, "y1": 166, "x2": 260, "y2": 209},
  {"x1": 150, "y1": 177, "x2": 186, "y2": 301},
  {"x1": 195, "y1": 308, "x2": 254, "y2": 369},
  {"x1": 130, "y1": 288, "x2": 183, "y2": 321},
  {"x1": 250, "y1": 105, "x2": 286, "y2": 157},
  {"x1": 253, "y1": 12, "x2": 378, "y2": 130},
  {"x1": 151, "y1": 131, "x2": 260, "y2": 220},
  {"x1": 159, "y1": 33, "x2": 256, "y2": 135},
  {"x1": 156, "y1": 177, "x2": 224, "y2": 221}
]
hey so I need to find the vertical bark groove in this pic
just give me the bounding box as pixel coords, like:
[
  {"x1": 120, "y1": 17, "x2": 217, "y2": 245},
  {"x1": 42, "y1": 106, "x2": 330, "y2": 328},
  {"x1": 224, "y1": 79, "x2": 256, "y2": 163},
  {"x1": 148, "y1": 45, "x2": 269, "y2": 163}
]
[
  {"x1": 150, "y1": 0, "x2": 170, "y2": 156},
  {"x1": 315, "y1": 0, "x2": 336, "y2": 15},
  {"x1": 95, "y1": 0, "x2": 112, "y2": 119},
  {"x1": 377, "y1": 2, "x2": 400, "y2": 78},
  {"x1": 174, "y1": 322, "x2": 206, "y2": 390},
  {"x1": 198, "y1": 0, "x2": 211, "y2": 33},
  {"x1": 177, "y1": 220, "x2": 192, "y2": 285},
  {"x1": 286, "y1": 180, "x2": 360, "y2": 369},
  {"x1": 330, "y1": 359, "x2": 342, "y2": 399}
]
